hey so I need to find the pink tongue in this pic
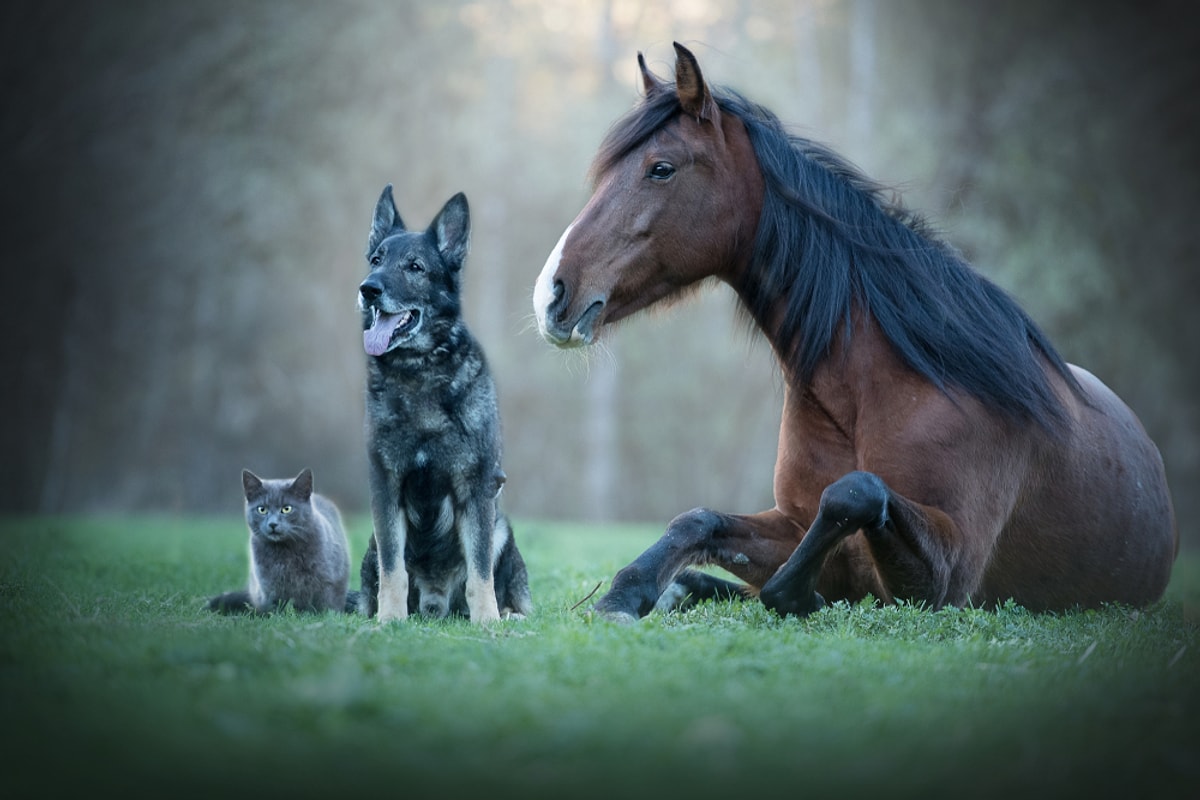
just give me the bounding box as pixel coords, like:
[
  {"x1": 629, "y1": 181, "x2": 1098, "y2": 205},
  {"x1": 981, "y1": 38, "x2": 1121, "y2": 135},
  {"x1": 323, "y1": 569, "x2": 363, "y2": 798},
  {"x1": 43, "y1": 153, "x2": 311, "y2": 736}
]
[{"x1": 364, "y1": 311, "x2": 406, "y2": 356}]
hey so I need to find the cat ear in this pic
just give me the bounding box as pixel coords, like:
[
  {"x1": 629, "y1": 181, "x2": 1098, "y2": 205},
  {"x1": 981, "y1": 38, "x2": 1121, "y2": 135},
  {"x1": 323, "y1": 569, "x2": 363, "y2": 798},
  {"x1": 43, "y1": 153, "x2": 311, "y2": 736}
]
[
  {"x1": 290, "y1": 468, "x2": 314, "y2": 501},
  {"x1": 242, "y1": 470, "x2": 263, "y2": 499},
  {"x1": 431, "y1": 192, "x2": 470, "y2": 270},
  {"x1": 366, "y1": 184, "x2": 405, "y2": 258}
]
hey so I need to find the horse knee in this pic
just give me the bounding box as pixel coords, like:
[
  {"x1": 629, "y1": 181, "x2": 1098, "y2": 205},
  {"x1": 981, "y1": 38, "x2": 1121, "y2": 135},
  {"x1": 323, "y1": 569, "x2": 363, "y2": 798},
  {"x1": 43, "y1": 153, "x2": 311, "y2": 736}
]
[
  {"x1": 665, "y1": 507, "x2": 723, "y2": 539},
  {"x1": 820, "y1": 471, "x2": 889, "y2": 531}
]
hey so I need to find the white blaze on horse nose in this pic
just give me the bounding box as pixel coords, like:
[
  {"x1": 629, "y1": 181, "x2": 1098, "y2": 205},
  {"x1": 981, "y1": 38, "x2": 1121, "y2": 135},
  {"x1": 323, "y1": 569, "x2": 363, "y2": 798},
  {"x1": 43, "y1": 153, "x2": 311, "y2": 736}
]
[{"x1": 533, "y1": 223, "x2": 574, "y2": 337}]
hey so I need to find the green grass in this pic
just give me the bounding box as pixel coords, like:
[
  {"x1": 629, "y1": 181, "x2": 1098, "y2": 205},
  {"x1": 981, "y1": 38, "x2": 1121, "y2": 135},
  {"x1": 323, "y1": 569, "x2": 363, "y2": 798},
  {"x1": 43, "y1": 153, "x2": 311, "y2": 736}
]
[{"x1": 2, "y1": 515, "x2": 1197, "y2": 799}]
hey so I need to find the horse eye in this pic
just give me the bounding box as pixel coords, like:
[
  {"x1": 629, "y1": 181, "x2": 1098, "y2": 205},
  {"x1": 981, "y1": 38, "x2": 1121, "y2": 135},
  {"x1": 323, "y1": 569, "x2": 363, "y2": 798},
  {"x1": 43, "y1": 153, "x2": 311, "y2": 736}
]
[
  {"x1": 281, "y1": 505, "x2": 293, "y2": 514},
  {"x1": 648, "y1": 162, "x2": 676, "y2": 181}
]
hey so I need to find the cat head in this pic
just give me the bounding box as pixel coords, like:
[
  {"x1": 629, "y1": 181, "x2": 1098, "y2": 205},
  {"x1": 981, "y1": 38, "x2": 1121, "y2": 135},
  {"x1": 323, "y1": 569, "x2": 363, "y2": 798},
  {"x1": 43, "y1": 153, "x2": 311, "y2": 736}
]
[{"x1": 242, "y1": 468, "x2": 315, "y2": 542}]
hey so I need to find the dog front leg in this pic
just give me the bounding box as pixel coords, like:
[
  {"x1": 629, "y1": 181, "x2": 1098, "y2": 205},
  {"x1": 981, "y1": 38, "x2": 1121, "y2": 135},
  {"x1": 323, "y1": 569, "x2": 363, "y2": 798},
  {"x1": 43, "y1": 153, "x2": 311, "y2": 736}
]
[
  {"x1": 459, "y1": 500, "x2": 500, "y2": 624},
  {"x1": 374, "y1": 507, "x2": 410, "y2": 623}
]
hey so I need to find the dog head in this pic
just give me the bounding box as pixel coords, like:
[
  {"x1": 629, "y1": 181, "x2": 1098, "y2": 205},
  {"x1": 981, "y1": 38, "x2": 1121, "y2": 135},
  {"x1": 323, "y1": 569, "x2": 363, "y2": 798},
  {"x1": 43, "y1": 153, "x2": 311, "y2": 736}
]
[{"x1": 359, "y1": 186, "x2": 470, "y2": 357}]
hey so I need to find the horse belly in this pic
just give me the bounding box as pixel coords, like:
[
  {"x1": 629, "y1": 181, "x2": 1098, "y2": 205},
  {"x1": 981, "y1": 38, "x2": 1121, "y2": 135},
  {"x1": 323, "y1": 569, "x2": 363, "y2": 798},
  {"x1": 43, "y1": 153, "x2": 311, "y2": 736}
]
[{"x1": 983, "y1": 368, "x2": 1177, "y2": 609}]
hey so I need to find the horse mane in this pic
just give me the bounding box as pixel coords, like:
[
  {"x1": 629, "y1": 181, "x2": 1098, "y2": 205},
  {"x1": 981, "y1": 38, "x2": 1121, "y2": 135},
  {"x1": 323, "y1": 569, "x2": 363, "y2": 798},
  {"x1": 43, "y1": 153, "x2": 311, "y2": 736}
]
[{"x1": 592, "y1": 86, "x2": 1082, "y2": 431}]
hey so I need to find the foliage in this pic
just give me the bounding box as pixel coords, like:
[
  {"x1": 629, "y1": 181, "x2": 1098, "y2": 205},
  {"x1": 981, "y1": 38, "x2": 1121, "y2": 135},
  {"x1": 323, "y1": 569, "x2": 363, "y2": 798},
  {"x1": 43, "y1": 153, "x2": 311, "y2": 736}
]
[
  {"x1": 2, "y1": 515, "x2": 1197, "y2": 799},
  {"x1": 4, "y1": 1, "x2": 1196, "y2": 540}
]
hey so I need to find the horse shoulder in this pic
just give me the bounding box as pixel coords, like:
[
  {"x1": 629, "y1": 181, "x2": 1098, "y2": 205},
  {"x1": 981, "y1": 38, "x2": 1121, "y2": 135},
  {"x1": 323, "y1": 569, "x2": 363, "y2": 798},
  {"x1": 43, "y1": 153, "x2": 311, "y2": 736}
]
[{"x1": 772, "y1": 369, "x2": 858, "y2": 529}]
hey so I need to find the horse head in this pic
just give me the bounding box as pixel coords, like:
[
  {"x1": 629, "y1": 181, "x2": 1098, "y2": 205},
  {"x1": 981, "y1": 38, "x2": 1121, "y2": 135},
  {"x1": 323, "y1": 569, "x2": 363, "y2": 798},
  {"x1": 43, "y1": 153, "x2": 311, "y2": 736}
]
[{"x1": 533, "y1": 43, "x2": 763, "y2": 347}]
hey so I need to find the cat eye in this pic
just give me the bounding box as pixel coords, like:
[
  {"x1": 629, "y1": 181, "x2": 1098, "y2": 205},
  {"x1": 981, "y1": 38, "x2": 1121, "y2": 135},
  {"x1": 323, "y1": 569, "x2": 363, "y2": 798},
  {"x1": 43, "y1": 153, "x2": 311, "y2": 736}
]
[
  {"x1": 281, "y1": 505, "x2": 293, "y2": 514},
  {"x1": 256, "y1": 505, "x2": 268, "y2": 515}
]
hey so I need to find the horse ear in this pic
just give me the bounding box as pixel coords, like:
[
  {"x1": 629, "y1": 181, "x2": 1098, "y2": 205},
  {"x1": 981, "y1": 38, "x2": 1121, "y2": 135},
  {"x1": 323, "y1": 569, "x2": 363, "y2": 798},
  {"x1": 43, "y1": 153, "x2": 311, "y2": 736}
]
[
  {"x1": 637, "y1": 51, "x2": 664, "y2": 96},
  {"x1": 431, "y1": 192, "x2": 471, "y2": 269},
  {"x1": 367, "y1": 184, "x2": 405, "y2": 258},
  {"x1": 672, "y1": 42, "x2": 717, "y2": 122}
]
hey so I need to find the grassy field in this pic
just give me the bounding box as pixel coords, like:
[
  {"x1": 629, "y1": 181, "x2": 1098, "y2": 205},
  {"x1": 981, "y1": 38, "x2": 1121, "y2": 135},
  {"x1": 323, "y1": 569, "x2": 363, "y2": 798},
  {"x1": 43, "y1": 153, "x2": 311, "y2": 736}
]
[{"x1": 1, "y1": 514, "x2": 1197, "y2": 799}]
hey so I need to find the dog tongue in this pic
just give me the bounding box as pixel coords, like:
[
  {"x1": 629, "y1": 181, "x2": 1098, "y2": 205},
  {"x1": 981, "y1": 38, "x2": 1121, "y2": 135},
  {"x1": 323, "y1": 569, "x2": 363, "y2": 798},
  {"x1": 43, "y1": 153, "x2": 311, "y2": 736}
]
[{"x1": 364, "y1": 311, "x2": 407, "y2": 356}]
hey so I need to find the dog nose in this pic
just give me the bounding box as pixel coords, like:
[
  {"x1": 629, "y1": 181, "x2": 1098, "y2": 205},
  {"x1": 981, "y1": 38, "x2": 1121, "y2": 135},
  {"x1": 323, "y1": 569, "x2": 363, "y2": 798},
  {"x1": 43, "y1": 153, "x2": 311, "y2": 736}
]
[{"x1": 359, "y1": 279, "x2": 383, "y2": 302}]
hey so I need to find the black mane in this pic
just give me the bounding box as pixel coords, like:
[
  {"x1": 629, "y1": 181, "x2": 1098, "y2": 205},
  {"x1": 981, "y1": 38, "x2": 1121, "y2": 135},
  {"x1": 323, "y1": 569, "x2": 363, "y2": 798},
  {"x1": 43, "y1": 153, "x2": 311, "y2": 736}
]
[{"x1": 593, "y1": 86, "x2": 1081, "y2": 431}]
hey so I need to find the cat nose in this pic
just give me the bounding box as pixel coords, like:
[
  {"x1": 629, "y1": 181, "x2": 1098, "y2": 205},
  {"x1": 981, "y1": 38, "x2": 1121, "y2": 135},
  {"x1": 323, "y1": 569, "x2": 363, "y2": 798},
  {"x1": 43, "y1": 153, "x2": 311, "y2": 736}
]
[{"x1": 359, "y1": 278, "x2": 383, "y2": 303}]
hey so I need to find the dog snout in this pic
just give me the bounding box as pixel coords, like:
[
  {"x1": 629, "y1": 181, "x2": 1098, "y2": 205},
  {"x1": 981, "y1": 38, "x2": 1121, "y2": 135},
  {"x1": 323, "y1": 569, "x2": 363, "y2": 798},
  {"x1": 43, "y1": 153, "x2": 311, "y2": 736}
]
[{"x1": 359, "y1": 278, "x2": 384, "y2": 304}]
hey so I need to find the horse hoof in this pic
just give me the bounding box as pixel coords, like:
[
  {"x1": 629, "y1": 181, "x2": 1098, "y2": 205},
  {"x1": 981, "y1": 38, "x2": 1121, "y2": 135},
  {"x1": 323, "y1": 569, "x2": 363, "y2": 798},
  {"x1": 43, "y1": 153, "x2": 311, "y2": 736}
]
[{"x1": 761, "y1": 589, "x2": 826, "y2": 618}]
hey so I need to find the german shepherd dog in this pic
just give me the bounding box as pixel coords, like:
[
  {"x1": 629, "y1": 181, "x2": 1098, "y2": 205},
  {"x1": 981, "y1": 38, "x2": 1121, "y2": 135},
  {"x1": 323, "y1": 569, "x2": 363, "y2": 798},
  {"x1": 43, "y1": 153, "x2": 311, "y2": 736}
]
[{"x1": 355, "y1": 185, "x2": 532, "y2": 623}]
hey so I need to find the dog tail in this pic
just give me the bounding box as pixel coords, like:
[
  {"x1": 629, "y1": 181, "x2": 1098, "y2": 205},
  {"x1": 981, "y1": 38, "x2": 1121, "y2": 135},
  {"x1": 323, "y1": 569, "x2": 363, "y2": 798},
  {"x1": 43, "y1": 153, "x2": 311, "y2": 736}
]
[
  {"x1": 494, "y1": 514, "x2": 533, "y2": 617},
  {"x1": 206, "y1": 589, "x2": 255, "y2": 615},
  {"x1": 344, "y1": 589, "x2": 369, "y2": 615}
]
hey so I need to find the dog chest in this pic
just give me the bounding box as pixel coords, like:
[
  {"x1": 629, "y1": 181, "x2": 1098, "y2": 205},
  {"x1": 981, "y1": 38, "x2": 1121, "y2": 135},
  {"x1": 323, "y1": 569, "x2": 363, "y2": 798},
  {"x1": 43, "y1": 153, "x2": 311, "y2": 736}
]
[{"x1": 399, "y1": 467, "x2": 456, "y2": 533}]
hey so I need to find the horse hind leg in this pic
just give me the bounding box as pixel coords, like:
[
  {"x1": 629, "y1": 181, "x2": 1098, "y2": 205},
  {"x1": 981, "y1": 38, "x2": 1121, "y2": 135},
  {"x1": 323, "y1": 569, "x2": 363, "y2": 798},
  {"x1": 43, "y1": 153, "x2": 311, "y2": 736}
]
[{"x1": 593, "y1": 508, "x2": 800, "y2": 622}]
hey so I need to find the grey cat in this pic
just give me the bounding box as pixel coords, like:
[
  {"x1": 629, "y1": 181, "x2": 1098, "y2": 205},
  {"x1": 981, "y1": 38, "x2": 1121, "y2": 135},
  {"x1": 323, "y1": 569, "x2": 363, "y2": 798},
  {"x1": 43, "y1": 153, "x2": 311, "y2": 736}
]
[{"x1": 207, "y1": 468, "x2": 352, "y2": 615}]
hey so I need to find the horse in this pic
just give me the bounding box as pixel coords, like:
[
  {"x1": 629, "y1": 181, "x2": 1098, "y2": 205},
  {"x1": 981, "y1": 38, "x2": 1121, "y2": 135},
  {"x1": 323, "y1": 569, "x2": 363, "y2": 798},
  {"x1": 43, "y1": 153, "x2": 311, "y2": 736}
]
[{"x1": 532, "y1": 43, "x2": 1177, "y2": 621}]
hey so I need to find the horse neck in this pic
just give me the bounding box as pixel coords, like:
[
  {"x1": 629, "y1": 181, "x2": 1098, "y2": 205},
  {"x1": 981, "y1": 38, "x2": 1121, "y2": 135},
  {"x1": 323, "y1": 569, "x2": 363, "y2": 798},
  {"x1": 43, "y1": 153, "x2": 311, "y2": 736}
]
[
  {"x1": 714, "y1": 112, "x2": 767, "y2": 284},
  {"x1": 724, "y1": 142, "x2": 911, "y2": 387}
]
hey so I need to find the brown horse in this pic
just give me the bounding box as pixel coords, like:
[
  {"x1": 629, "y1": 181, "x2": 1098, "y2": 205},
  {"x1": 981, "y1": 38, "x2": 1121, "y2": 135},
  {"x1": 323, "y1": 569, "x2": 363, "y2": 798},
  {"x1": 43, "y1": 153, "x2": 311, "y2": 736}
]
[{"x1": 533, "y1": 43, "x2": 1177, "y2": 620}]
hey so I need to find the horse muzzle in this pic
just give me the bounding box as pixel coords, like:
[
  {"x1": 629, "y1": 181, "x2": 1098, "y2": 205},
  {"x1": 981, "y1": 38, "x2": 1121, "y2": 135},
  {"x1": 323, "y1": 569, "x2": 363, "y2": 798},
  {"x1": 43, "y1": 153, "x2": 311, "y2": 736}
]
[
  {"x1": 535, "y1": 222, "x2": 602, "y2": 348},
  {"x1": 539, "y1": 295, "x2": 604, "y2": 348}
]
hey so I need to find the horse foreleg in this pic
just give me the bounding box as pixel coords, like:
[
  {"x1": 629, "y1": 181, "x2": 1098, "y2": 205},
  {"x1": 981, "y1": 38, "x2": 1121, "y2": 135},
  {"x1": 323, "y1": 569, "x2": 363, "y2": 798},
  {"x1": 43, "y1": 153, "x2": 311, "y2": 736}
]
[
  {"x1": 761, "y1": 470, "x2": 954, "y2": 617},
  {"x1": 593, "y1": 508, "x2": 801, "y2": 622},
  {"x1": 654, "y1": 569, "x2": 747, "y2": 613}
]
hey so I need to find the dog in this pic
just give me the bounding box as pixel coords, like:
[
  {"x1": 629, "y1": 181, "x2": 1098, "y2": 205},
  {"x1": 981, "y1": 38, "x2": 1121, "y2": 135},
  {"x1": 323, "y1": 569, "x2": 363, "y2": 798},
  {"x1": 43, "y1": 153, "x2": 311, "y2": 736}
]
[{"x1": 355, "y1": 185, "x2": 531, "y2": 624}]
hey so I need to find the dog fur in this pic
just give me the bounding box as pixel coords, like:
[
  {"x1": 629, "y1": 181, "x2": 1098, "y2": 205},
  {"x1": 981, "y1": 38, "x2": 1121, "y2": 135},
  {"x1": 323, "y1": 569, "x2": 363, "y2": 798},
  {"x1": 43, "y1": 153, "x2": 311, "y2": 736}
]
[{"x1": 355, "y1": 185, "x2": 531, "y2": 623}]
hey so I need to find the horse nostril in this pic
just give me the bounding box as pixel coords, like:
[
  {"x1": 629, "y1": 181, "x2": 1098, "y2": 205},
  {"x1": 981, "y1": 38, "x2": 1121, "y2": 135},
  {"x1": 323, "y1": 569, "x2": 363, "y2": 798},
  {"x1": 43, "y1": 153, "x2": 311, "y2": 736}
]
[
  {"x1": 359, "y1": 280, "x2": 383, "y2": 302},
  {"x1": 549, "y1": 279, "x2": 567, "y2": 313}
]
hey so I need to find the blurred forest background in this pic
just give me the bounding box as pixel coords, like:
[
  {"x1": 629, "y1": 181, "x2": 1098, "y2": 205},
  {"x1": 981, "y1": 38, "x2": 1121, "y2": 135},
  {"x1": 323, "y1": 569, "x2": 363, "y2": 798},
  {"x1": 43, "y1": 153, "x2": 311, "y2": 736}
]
[{"x1": 2, "y1": 0, "x2": 1197, "y2": 545}]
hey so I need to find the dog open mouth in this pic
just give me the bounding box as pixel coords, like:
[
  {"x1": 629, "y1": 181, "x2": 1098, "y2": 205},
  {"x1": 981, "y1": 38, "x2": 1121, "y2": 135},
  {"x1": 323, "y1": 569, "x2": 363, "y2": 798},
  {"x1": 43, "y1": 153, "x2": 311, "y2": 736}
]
[{"x1": 363, "y1": 307, "x2": 422, "y2": 356}]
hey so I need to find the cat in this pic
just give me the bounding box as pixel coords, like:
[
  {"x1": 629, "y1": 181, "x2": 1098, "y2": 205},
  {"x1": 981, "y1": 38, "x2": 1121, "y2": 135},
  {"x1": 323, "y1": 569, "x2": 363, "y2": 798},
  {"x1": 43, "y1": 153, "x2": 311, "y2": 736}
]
[{"x1": 207, "y1": 468, "x2": 352, "y2": 615}]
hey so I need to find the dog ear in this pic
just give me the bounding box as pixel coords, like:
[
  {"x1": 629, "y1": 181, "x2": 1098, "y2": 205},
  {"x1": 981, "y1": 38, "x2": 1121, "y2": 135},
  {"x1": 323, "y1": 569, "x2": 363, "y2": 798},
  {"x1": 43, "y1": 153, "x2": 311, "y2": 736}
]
[
  {"x1": 431, "y1": 192, "x2": 471, "y2": 269},
  {"x1": 289, "y1": 468, "x2": 314, "y2": 501},
  {"x1": 366, "y1": 184, "x2": 405, "y2": 258},
  {"x1": 242, "y1": 469, "x2": 263, "y2": 499}
]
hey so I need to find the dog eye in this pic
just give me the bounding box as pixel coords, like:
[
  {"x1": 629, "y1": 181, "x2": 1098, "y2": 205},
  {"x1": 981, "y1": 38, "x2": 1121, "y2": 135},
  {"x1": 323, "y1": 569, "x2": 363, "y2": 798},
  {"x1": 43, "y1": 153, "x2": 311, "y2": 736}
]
[
  {"x1": 281, "y1": 505, "x2": 293, "y2": 514},
  {"x1": 369, "y1": 254, "x2": 382, "y2": 266},
  {"x1": 647, "y1": 161, "x2": 676, "y2": 181},
  {"x1": 406, "y1": 260, "x2": 424, "y2": 273}
]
